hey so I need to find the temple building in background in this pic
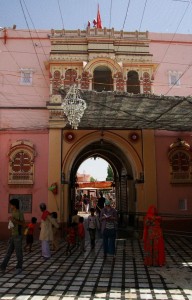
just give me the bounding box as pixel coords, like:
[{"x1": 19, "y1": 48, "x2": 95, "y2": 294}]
[{"x1": 0, "y1": 27, "x2": 192, "y2": 238}]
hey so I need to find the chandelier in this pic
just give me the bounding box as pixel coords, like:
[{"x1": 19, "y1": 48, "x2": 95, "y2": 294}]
[{"x1": 61, "y1": 85, "x2": 87, "y2": 130}]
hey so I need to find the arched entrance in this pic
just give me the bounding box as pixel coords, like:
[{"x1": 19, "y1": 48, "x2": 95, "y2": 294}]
[
  {"x1": 93, "y1": 66, "x2": 113, "y2": 92},
  {"x1": 127, "y1": 70, "x2": 140, "y2": 94},
  {"x1": 67, "y1": 138, "x2": 139, "y2": 228}
]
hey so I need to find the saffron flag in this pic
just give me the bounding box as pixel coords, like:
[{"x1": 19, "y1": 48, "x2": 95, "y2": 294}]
[{"x1": 97, "y1": 4, "x2": 102, "y2": 28}]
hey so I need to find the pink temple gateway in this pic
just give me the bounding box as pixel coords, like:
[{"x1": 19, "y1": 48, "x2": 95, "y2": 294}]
[{"x1": 0, "y1": 27, "x2": 192, "y2": 238}]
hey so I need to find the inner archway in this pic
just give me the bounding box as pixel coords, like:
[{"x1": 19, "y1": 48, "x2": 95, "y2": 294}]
[
  {"x1": 93, "y1": 66, "x2": 113, "y2": 92},
  {"x1": 76, "y1": 158, "x2": 114, "y2": 209},
  {"x1": 69, "y1": 139, "x2": 137, "y2": 229},
  {"x1": 127, "y1": 70, "x2": 140, "y2": 94}
]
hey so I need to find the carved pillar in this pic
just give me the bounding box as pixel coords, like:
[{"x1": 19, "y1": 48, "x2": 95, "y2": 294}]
[
  {"x1": 89, "y1": 78, "x2": 92, "y2": 90},
  {"x1": 140, "y1": 78, "x2": 144, "y2": 94},
  {"x1": 113, "y1": 78, "x2": 117, "y2": 91},
  {"x1": 123, "y1": 79, "x2": 127, "y2": 92},
  {"x1": 77, "y1": 77, "x2": 81, "y2": 89},
  {"x1": 49, "y1": 72, "x2": 53, "y2": 95}
]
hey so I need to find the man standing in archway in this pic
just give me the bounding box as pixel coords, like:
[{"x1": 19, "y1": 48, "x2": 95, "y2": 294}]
[
  {"x1": 96, "y1": 192, "x2": 105, "y2": 217},
  {"x1": 100, "y1": 199, "x2": 117, "y2": 259}
]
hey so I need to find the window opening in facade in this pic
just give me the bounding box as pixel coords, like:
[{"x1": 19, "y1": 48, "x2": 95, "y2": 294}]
[
  {"x1": 64, "y1": 69, "x2": 77, "y2": 88},
  {"x1": 143, "y1": 72, "x2": 151, "y2": 94},
  {"x1": 179, "y1": 198, "x2": 187, "y2": 211},
  {"x1": 168, "y1": 71, "x2": 181, "y2": 86},
  {"x1": 52, "y1": 70, "x2": 61, "y2": 95},
  {"x1": 20, "y1": 69, "x2": 33, "y2": 85},
  {"x1": 168, "y1": 139, "x2": 192, "y2": 183},
  {"x1": 93, "y1": 66, "x2": 113, "y2": 92},
  {"x1": 127, "y1": 70, "x2": 140, "y2": 94},
  {"x1": 8, "y1": 141, "x2": 36, "y2": 185},
  {"x1": 9, "y1": 194, "x2": 32, "y2": 213}
]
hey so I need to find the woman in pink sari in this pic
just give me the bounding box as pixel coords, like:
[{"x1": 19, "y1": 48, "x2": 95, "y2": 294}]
[{"x1": 143, "y1": 205, "x2": 165, "y2": 266}]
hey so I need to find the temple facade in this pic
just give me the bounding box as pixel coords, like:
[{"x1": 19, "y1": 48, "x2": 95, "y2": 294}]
[{"x1": 0, "y1": 27, "x2": 192, "y2": 238}]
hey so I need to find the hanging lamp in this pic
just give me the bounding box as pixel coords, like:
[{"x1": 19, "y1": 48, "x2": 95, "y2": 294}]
[{"x1": 61, "y1": 85, "x2": 87, "y2": 129}]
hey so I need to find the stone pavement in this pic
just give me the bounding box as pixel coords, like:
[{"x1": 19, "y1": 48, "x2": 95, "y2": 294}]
[{"x1": 0, "y1": 234, "x2": 192, "y2": 300}]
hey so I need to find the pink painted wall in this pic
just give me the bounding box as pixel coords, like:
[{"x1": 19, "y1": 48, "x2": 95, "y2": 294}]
[
  {"x1": 0, "y1": 130, "x2": 49, "y2": 238},
  {"x1": 0, "y1": 29, "x2": 51, "y2": 238},
  {"x1": 0, "y1": 29, "x2": 50, "y2": 101},
  {"x1": 1, "y1": 29, "x2": 192, "y2": 236},
  {"x1": 155, "y1": 130, "x2": 192, "y2": 215},
  {"x1": 149, "y1": 32, "x2": 192, "y2": 97}
]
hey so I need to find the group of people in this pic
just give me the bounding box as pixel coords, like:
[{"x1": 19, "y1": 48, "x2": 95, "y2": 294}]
[
  {"x1": 76, "y1": 192, "x2": 112, "y2": 215},
  {"x1": 0, "y1": 197, "x2": 166, "y2": 276},
  {"x1": 0, "y1": 200, "x2": 60, "y2": 275},
  {"x1": 66, "y1": 201, "x2": 117, "y2": 258}
]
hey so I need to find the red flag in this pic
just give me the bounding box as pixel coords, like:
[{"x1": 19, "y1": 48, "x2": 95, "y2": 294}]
[{"x1": 97, "y1": 4, "x2": 102, "y2": 28}]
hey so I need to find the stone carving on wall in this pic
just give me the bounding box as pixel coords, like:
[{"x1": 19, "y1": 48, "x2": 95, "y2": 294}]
[{"x1": 50, "y1": 95, "x2": 62, "y2": 103}]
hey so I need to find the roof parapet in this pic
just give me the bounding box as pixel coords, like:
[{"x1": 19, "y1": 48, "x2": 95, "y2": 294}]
[{"x1": 50, "y1": 28, "x2": 149, "y2": 40}]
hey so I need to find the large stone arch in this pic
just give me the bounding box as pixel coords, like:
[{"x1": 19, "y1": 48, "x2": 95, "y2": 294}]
[
  {"x1": 62, "y1": 131, "x2": 143, "y2": 180},
  {"x1": 62, "y1": 130, "x2": 144, "y2": 227}
]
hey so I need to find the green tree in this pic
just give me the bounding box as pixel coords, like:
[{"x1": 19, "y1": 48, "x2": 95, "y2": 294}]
[
  {"x1": 90, "y1": 176, "x2": 97, "y2": 182},
  {"x1": 106, "y1": 164, "x2": 114, "y2": 181}
]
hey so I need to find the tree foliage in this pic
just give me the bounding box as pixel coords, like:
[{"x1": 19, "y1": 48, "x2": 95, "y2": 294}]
[
  {"x1": 106, "y1": 164, "x2": 114, "y2": 181},
  {"x1": 90, "y1": 176, "x2": 97, "y2": 182}
]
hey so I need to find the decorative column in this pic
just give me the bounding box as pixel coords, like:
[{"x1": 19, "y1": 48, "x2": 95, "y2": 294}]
[
  {"x1": 89, "y1": 77, "x2": 92, "y2": 90},
  {"x1": 140, "y1": 76, "x2": 143, "y2": 94},
  {"x1": 77, "y1": 76, "x2": 81, "y2": 89},
  {"x1": 113, "y1": 77, "x2": 117, "y2": 91},
  {"x1": 47, "y1": 108, "x2": 68, "y2": 223},
  {"x1": 151, "y1": 74, "x2": 154, "y2": 94},
  {"x1": 49, "y1": 72, "x2": 53, "y2": 95},
  {"x1": 123, "y1": 79, "x2": 127, "y2": 92}
]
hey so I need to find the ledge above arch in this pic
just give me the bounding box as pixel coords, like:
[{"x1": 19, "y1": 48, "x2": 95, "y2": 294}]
[{"x1": 84, "y1": 57, "x2": 122, "y2": 76}]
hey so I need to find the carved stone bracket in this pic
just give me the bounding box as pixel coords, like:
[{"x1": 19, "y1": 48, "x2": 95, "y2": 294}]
[
  {"x1": 49, "y1": 109, "x2": 65, "y2": 119},
  {"x1": 50, "y1": 94, "x2": 62, "y2": 104},
  {"x1": 48, "y1": 109, "x2": 68, "y2": 128}
]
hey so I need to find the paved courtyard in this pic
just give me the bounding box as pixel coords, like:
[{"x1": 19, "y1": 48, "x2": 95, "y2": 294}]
[{"x1": 0, "y1": 234, "x2": 192, "y2": 300}]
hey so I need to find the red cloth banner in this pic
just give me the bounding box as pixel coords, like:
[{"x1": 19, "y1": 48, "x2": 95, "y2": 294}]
[{"x1": 97, "y1": 4, "x2": 102, "y2": 28}]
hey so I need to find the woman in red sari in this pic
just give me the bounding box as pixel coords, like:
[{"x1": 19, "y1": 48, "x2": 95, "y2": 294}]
[{"x1": 143, "y1": 205, "x2": 165, "y2": 266}]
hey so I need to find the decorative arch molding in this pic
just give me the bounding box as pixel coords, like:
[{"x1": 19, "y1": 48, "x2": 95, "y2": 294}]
[
  {"x1": 8, "y1": 140, "x2": 36, "y2": 185},
  {"x1": 168, "y1": 138, "x2": 192, "y2": 184},
  {"x1": 62, "y1": 131, "x2": 143, "y2": 182},
  {"x1": 84, "y1": 57, "x2": 122, "y2": 77}
]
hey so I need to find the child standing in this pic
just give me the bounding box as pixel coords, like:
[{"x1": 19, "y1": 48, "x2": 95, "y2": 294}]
[
  {"x1": 87, "y1": 208, "x2": 100, "y2": 249},
  {"x1": 72, "y1": 209, "x2": 80, "y2": 246},
  {"x1": 78, "y1": 217, "x2": 86, "y2": 253},
  {"x1": 50, "y1": 212, "x2": 60, "y2": 251},
  {"x1": 65, "y1": 223, "x2": 76, "y2": 255},
  {"x1": 24, "y1": 217, "x2": 37, "y2": 252}
]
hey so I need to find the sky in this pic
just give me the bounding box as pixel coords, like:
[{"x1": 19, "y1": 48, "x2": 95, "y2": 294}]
[
  {"x1": 1, "y1": 0, "x2": 192, "y2": 180},
  {"x1": 77, "y1": 158, "x2": 109, "y2": 181},
  {"x1": 1, "y1": 0, "x2": 192, "y2": 34}
]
